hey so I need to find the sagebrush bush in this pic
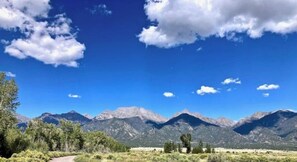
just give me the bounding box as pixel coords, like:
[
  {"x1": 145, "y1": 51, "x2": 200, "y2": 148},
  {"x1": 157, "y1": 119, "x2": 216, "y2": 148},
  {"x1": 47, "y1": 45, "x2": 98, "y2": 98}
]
[
  {"x1": 91, "y1": 154, "x2": 102, "y2": 160},
  {"x1": 11, "y1": 150, "x2": 50, "y2": 162},
  {"x1": 208, "y1": 154, "x2": 228, "y2": 162}
]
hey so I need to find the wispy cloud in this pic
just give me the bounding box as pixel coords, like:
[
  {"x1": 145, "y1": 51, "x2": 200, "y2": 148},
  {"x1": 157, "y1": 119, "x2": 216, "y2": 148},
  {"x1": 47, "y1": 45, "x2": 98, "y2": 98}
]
[
  {"x1": 257, "y1": 84, "x2": 280, "y2": 91},
  {"x1": 196, "y1": 47, "x2": 203, "y2": 52},
  {"x1": 222, "y1": 78, "x2": 241, "y2": 85},
  {"x1": 263, "y1": 93, "x2": 270, "y2": 97},
  {"x1": 197, "y1": 86, "x2": 218, "y2": 96},
  {"x1": 5, "y1": 71, "x2": 16, "y2": 77},
  {"x1": 68, "y1": 94, "x2": 81, "y2": 99},
  {"x1": 0, "y1": 71, "x2": 16, "y2": 77},
  {"x1": 163, "y1": 92, "x2": 175, "y2": 98},
  {"x1": 88, "y1": 4, "x2": 112, "y2": 15}
]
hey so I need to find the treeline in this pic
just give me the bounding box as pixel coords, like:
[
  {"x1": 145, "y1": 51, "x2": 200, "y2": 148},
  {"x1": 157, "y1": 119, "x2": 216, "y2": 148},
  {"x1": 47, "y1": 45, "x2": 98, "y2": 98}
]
[
  {"x1": 164, "y1": 133, "x2": 215, "y2": 154},
  {"x1": 0, "y1": 72, "x2": 129, "y2": 158},
  {"x1": 1, "y1": 118, "x2": 129, "y2": 158}
]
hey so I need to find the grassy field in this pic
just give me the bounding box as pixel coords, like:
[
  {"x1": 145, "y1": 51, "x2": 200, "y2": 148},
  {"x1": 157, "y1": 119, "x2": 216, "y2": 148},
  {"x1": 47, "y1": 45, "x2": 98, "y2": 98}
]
[
  {"x1": 74, "y1": 148, "x2": 297, "y2": 162},
  {"x1": 1, "y1": 148, "x2": 297, "y2": 162}
]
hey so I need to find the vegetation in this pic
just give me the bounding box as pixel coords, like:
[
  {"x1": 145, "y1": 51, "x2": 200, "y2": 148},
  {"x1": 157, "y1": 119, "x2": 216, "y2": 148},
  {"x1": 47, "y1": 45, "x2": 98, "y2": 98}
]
[
  {"x1": 180, "y1": 133, "x2": 192, "y2": 153},
  {"x1": 0, "y1": 72, "x2": 129, "y2": 159},
  {"x1": 192, "y1": 140, "x2": 204, "y2": 154},
  {"x1": 163, "y1": 141, "x2": 177, "y2": 153},
  {"x1": 0, "y1": 72, "x2": 24, "y2": 157},
  {"x1": 73, "y1": 151, "x2": 297, "y2": 162}
]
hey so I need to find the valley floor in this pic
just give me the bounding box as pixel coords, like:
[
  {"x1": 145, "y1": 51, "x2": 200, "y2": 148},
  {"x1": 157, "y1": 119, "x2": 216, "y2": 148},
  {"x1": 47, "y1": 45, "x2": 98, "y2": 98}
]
[{"x1": 74, "y1": 148, "x2": 297, "y2": 162}]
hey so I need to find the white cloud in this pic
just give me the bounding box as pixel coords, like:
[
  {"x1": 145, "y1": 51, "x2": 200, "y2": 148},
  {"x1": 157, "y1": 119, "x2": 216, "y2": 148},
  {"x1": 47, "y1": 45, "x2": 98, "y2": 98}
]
[
  {"x1": 0, "y1": 0, "x2": 85, "y2": 67},
  {"x1": 139, "y1": 0, "x2": 297, "y2": 48},
  {"x1": 88, "y1": 4, "x2": 112, "y2": 15},
  {"x1": 263, "y1": 93, "x2": 270, "y2": 97},
  {"x1": 197, "y1": 47, "x2": 203, "y2": 52},
  {"x1": 227, "y1": 88, "x2": 232, "y2": 92},
  {"x1": 68, "y1": 94, "x2": 81, "y2": 99},
  {"x1": 197, "y1": 86, "x2": 218, "y2": 95},
  {"x1": 163, "y1": 92, "x2": 175, "y2": 98},
  {"x1": 257, "y1": 84, "x2": 280, "y2": 91},
  {"x1": 1, "y1": 39, "x2": 9, "y2": 45},
  {"x1": 5, "y1": 71, "x2": 16, "y2": 77},
  {"x1": 222, "y1": 78, "x2": 241, "y2": 85}
]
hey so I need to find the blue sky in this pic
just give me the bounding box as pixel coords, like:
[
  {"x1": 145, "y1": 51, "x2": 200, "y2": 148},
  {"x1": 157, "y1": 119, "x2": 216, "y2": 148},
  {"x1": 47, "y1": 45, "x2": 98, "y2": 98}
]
[{"x1": 1, "y1": 0, "x2": 297, "y2": 120}]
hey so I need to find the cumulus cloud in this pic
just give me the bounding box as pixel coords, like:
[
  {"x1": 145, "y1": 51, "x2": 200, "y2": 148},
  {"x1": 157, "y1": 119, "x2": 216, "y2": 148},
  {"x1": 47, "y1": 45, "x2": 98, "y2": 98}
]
[
  {"x1": 163, "y1": 92, "x2": 175, "y2": 98},
  {"x1": 139, "y1": 0, "x2": 297, "y2": 48},
  {"x1": 4, "y1": 71, "x2": 16, "y2": 77},
  {"x1": 263, "y1": 93, "x2": 270, "y2": 97},
  {"x1": 0, "y1": 0, "x2": 85, "y2": 67},
  {"x1": 222, "y1": 78, "x2": 241, "y2": 85},
  {"x1": 88, "y1": 4, "x2": 112, "y2": 15},
  {"x1": 197, "y1": 86, "x2": 218, "y2": 95},
  {"x1": 257, "y1": 84, "x2": 280, "y2": 91},
  {"x1": 68, "y1": 94, "x2": 81, "y2": 99}
]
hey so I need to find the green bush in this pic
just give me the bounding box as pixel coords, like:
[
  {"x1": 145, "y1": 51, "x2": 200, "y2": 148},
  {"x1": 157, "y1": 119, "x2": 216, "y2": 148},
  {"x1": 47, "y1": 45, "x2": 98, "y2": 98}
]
[
  {"x1": 11, "y1": 150, "x2": 50, "y2": 162},
  {"x1": 164, "y1": 142, "x2": 177, "y2": 153},
  {"x1": 92, "y1": 154, "x2": 102, "y2": 160},
  {"x1": 107, "y1": 154, "x2": 115, "y2": 160},
  {"x1": 192, "y1": 146, "x2": 204, "y2": 154},
  {"x1": 207, "y1": 154, "x2": 228, "y2": 162}
]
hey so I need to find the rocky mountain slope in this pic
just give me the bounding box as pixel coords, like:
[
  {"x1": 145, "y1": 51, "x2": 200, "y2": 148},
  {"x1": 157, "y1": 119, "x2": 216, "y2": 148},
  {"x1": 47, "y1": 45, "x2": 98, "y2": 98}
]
[
  {"x1": 233, "y1": 110, "x2": 297, "y2": 148},
  {"x1": 174, "y1": 109, "x2": 235, "y2": 127},
  {"x1": 15, "y1": 108, "x2": 297, "y2": 149},
  {"x1": 37, "y1": 110, "x2": 91, "y2": 125},
  {"x1": 95, "y1": 106, "x2": 167, "y2": 123}
]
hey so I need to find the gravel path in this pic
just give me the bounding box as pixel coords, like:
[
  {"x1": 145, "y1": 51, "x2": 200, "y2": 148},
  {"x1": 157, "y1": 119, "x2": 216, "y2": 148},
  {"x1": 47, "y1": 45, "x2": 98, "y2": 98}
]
[{"x1": 49, "y1": 156, "x2": 76, "y2": 162}]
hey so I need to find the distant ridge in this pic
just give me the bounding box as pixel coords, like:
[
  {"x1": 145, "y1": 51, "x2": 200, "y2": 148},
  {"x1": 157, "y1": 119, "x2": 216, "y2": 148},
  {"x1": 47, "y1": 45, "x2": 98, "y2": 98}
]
[
  {"x1": 174, "y1": 109, "x2": 235, "y2": 127},
  {"x1": 16, "y1": 108, "x2": 297, "y2": 149}
]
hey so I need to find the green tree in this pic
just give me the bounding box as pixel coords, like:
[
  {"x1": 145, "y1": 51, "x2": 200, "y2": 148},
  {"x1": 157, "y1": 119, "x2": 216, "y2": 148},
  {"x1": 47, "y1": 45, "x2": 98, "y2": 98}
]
[
  {"x1": 192, "y1": 140, "x2": 204, "y2": 154},
  {"x1": 180, "y1": 133, "x2": 192, "y2": 154},
  {"x1": 83, "y1": 131, "x2": 129, "y2": 153},
  {"x1": 205, "y1": 143, "x2": 212, "y2": 153},
  {"x1": 178, "y1": 143, "x2": 182, "y2": 153},
  {"x1": 25, "y1": 120, "x2": 63, "y2": 151},
  {"x1": 163, "y1": 141, "x2": 176, "y2": 153},
  {"x1": 4, "y1": 128, "x2": 29, "y2": 156},
  {"x1": 0, "y1": 72, "x2": 22, "y2": 157},
  {"x1": 60, "y1": 120, "x2": 84, "y2": 152}
]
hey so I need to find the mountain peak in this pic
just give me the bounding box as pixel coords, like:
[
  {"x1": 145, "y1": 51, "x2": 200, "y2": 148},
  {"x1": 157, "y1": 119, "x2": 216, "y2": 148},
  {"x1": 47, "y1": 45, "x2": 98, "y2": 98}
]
[
  {"x1": 174, "y1": 109, "x2": 235, "y2": 127},
  {"x1": 95, "y1": 106, "x2": 167, "y2": 123},
  {"x1": 68, "y1": 110, "x2": 78, "y2": 114},
  {"x1": 160, "y1": 113, "x2": 218, "y2": 128},
  {"x1": 40, "y1": 112, "x2": 52, "y2": 117}
]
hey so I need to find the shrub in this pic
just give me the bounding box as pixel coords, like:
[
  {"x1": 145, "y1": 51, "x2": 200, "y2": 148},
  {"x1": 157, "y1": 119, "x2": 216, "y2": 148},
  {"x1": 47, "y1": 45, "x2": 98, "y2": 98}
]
[
  {"x1": 92, "y1": 154, "x2": 102, "y2": 160},
  {"x1": 164, "y1": 142, "x2": 177, "y2": 153},
  {"x1": 207, "y1": 154, "x2": 228, "y2": 162},
  {"x1": 107, "y1": 154, "x2": 115, "y2": 160},
  {"x1": 192, "y1": 146, "x2": 204, "y2": 154},
  {"x1": 11, "y1": 150, "x2": 50, "y2": 161}
]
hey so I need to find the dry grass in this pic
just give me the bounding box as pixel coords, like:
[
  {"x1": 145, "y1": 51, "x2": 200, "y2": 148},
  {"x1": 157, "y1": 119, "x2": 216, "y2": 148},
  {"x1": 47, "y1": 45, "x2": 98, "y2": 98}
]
[{"x1": 74, "y1": 148, "x2": 297, "y2": 162}]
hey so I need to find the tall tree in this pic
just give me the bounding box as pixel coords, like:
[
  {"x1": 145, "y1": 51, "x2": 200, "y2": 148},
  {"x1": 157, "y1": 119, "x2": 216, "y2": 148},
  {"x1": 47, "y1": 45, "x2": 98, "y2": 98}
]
[
  {"x1": 205, "y1": 143, "x2": 211, "y2": 153},
  {"x1": 0, "y1": 72, "x2": 19, "y2": 129},
  {"x1": 180, "y1": 133, "x2": 192, "y2": 153},
  {"x1": 25, "y1": 120, "x2": 62, "y2": 151},
  {"x1": 0, "y1": 72, "x2": 22, "y2": 157},
  {"x1": 60, "y1": 120, "x2": 84, "y2": 152}
]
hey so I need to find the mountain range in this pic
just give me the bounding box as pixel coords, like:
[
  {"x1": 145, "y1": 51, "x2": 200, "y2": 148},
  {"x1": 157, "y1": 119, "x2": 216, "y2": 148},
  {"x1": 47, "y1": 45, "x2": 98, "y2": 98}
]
[{"x1": 16, "y1": 107, "x2": 297, "y2": 150}]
